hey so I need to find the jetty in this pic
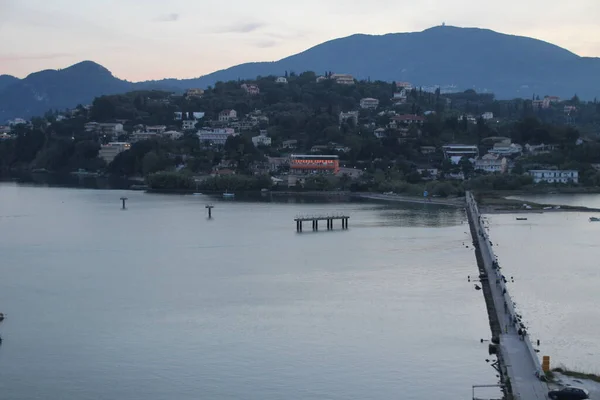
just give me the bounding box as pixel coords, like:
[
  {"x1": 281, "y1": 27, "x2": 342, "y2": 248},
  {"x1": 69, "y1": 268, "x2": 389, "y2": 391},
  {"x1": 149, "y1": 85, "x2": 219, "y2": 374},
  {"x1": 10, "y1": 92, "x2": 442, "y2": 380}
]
[
  {"x1": 294, "y1": 214, "x2": 349, "y2": 232},
  {"x1": 466, "y1": 192, "x2": 548, "y2": 400}
]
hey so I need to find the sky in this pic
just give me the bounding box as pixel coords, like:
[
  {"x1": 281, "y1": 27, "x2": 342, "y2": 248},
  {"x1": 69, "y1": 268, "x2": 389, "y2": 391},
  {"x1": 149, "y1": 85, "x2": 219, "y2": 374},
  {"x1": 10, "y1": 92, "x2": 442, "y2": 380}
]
[{"x1": 1, "y1": 0, "x2": 599, "y2": 82}]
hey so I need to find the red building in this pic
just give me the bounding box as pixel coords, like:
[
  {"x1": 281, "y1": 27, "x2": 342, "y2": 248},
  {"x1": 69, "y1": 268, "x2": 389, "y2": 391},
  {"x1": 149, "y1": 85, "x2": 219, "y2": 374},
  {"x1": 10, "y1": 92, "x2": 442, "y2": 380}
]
[{"x1": 290, "y1": 155, "x2": 340, "y2": 175}]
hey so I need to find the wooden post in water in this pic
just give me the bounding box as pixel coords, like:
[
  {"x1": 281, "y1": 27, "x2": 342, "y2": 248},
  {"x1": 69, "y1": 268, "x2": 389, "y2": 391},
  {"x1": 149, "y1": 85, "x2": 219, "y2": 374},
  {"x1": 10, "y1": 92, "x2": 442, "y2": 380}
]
[
  {"x1": 120, "y1": 197, "x2": 128, "y2": 210},
  {"x1": 206, "y1": 205, "x2": 214, "y2": 219}
]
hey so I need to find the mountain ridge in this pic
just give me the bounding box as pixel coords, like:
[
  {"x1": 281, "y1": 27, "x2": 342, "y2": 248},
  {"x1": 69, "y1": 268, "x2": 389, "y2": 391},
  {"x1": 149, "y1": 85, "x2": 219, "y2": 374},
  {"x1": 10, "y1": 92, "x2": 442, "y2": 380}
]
[{"x1": 1, "y1": 25, "x2": 599, "y2": 121}]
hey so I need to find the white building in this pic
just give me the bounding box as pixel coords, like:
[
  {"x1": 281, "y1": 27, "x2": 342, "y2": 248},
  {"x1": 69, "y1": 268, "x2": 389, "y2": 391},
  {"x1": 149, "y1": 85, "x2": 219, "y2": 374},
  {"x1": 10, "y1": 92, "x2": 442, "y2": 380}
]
[
  {"x1": 474, "y1": 154, "x2": 508, "y2": 173},
  {"x1": 197, "y1": 128, "x2": 236, "y2": 145},
  {"x1": 529, "y1": 170, "x2": 579, "y2": 184},
  {"x1": 396, "y1": 82, "x2": 413, "y2": 91},
  {"x1": 130, "y1": 132, "x2": 157, "y2": 142},
  {"x1": 185, "y1": 88, "x2": 204, "y2": 98},
  {"x1": 275, "y1": 77, "x2": 288, "y2": 84},
  {"x1": 252, "y1": 130, "x2": 272, "y2": 147},
  {"x1": 392, "y1": 90, "x2": 408, "y2": 103},
  {"x1": 488, "y1": 143, "x2": 522, "y2": 157},
  {"x1": 182, "y1": 120, "x2": 198, "y2": 130},
  {"x1": 525, "y1": 143, "x2": 558, "y2": 155},
  {"x1": 330, "y1": 74, "x2": 355, "y2": 85},
  {"x1": 146, "y1": 125, "x2": 167, "y2": 135},
  {"x1": 481, "y1": 112, "x2": 494, "y2": 120},
  {"x1": 163, "y1": 130, "x2": 184, "y2": 140},
  {"x1": 339, "y1": 111, "x2": 359, "y2": 125},
  {"x1": 218, "y1": 109, "x2": 237, "y2": 122},
  {"x1": 442, "y1": 144, "x2": 479, "y2": 162},
  {"x1": 360, "y1": 98, "x2": 380, "y2": 109}
]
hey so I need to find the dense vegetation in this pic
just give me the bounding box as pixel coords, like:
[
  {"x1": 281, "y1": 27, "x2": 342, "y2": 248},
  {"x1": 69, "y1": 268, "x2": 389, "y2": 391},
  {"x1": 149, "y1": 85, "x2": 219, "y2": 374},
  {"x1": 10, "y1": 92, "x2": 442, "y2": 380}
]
[{"x1": 2, "y1": 71, "x2": 600, "y2": 193}]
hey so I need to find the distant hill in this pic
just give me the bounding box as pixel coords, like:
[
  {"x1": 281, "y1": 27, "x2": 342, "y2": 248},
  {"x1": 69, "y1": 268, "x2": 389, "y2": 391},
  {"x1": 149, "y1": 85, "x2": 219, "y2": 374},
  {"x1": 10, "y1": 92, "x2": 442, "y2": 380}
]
[{"x1": 1, "y1": 26, "x2": 599, "y2": 121}]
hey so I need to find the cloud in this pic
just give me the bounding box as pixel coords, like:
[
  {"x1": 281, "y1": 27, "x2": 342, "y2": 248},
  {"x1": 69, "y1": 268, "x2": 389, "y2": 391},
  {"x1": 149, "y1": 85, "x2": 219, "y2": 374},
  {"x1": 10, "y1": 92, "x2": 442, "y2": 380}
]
[
  {"x1": 216, "y1": 22, "x2": 266, "y2": 34},
  {"x1": 0, "y1": 52, "x2": 73, "y2": 62},
  {"x1": 155, "y1": 13, "x2": 180, "y2": 22},
  {"x1": 254, "y1": 40, "x2": 277, "y2": 48}
]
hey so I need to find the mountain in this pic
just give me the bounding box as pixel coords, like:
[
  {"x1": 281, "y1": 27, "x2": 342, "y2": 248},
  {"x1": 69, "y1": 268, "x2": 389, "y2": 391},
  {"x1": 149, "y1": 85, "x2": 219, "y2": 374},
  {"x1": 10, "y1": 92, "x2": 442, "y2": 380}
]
[
  {"x1": 0, "y1": 75, "x2": 19, "y2": 92},
  {"x1": 182, "y1": 26, "x2": 600, "y2": 100},
  {"x1": 1, "y1": 26, "x2": 599, "y2": 121}
]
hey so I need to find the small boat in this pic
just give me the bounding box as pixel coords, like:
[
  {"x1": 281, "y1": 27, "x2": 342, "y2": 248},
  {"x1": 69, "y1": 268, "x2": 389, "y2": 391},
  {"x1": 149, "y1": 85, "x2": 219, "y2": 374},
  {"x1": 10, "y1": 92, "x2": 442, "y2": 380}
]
[
  {"x1": 0, "y1": 313, "x2": 5, "y2": 321},
  {"x1": 223, "y1": 192, "x2": 235, "y2": 199},
  {"x1": 589, "y1": 217, "x2": 600, "y2": 222},
  {"x1": 516, "y1": 217, "x2": 528, "y2": 221}
]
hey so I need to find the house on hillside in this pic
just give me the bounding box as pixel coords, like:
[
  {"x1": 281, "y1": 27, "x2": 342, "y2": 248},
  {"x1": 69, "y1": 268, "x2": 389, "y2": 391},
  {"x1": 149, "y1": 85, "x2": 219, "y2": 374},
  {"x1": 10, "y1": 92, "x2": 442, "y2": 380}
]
[
  {"x1": 241, "y1": 83, "x2": 260, "y2": 95},
  {"x1": 197, "y1": 128, "x2": 236, "y2": 145},
  {"x1": 474, "y1": 154, "x2": 508, "y2": 173},
  {"x1": 339, "y1": 111, "x2": 359, "y2": 125},
  {"x1": 420, "y1": 146, "x2": 436, "y2": 155},
  {"x1": 488, "y1": 143, "x2": 522, "y2": 157},
  {"x1": 529, "y1": 169, "x2": 578, "y2": 184},
  {"x1": 360, "y1": 98, "x2": 379, "y2": 109},
  {"x1": 391, "y1": 114, "x2": 425, "y2": 125},
  {"x1": 330, "y1": 74, "x2": 355, "y2": 85},
  {"x1": 146, "y1": 125, "x2": 167, "y2": 135},
  {"x1": 392, "y1": 90, "x2": 408, "y2": 104},
  {"x1": 282, "y1": 139, "x2": 298, "y2": 150},
  {"x1": 533, "y1": 98, "x2": 551, "y2": 109},
  {"x1": 374, "y1": 128, "x2": 387, "y2": 139},
  {"x1": 275, "y1": 77, "x2": 288, "y2": 84},
  {"x1": 218, "y1": 109, "x2": 238, "y2": 122},
  {"x1": 252, "y1": 130, "x2": 272, "y2": 147},
  {"x1": 442, "y1": 144, "x2": 479, "y2": 162},
  {"x1": 182, "y1": 120, "x2": 198, "y2": 131},
  {"x1": 395, "y1": 82, "x2": 413, "y2": 91},
  {"x1": 185, "y1": 88, "x2": 204, "y2": 98}
]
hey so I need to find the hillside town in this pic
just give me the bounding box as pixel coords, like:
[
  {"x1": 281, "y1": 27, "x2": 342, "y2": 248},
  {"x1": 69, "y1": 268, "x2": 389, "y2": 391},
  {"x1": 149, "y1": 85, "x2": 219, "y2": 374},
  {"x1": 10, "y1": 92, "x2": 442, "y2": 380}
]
[{"x1": 1, "y1": 71, "x2": 599, "y2": 193}]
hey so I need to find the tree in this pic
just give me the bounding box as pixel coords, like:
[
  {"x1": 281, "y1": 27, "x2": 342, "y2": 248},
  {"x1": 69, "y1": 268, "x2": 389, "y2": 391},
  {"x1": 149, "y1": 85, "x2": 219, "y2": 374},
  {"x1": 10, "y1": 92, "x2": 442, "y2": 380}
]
[
  {"x1": 142, "y1": 151, "x2": 162, "y2": 175},
  {"x1": 459, "y1": 156, "x2": 474, "y2": 178}
]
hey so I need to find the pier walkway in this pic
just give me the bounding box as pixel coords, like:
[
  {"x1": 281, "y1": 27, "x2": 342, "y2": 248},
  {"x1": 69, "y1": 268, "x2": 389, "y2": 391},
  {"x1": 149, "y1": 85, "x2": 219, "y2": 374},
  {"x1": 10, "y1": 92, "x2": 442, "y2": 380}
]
[{"x1": 466, "y1": 192, "x2": 548, "y2": 400}]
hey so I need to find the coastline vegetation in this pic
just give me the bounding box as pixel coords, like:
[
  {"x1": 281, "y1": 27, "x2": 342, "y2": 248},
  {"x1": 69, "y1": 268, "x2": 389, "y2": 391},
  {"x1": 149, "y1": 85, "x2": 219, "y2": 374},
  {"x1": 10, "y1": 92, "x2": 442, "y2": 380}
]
[{"x1": 551, "y1": 367, "x2": 600, "y2": 384}]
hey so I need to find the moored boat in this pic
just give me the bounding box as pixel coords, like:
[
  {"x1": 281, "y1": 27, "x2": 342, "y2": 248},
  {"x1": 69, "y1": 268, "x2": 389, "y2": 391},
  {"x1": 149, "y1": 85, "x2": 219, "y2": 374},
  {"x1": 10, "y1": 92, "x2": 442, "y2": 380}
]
[{"x1": 589, "y1": 217, "x2": 600, "y2": 222}]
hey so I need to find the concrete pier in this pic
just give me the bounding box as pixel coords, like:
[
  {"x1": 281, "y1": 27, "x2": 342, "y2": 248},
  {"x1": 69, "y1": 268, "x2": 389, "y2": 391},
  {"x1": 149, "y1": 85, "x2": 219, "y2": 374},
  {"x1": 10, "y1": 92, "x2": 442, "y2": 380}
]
[
  {"x1": 466, "y1": 192, "x2": 548, "y2": 400},
  {"x1": 294, "y1": 215, "x2": 349, "y2": 232}
]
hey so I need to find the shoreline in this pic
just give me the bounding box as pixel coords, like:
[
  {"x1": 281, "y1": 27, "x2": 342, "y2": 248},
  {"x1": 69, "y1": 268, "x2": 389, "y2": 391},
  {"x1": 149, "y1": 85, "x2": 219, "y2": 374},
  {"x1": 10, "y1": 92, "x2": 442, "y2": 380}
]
[{"x1": 353, "y1": 193, "x2": 465, "y2": 207}]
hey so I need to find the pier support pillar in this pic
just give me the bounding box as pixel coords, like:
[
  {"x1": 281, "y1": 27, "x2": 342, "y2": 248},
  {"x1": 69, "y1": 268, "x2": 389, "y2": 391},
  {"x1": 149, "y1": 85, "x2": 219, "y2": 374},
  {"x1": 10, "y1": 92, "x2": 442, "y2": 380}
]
[{"x1": 315, "y1": 220, "x2": 318, "y2": 231}]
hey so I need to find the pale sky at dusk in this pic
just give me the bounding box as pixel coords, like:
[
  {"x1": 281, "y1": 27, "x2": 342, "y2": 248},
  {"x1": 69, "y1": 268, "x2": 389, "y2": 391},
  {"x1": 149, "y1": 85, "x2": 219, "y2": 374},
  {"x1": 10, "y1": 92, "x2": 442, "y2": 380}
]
[{"x1": 1, "y1": 0, "x2": 599, "y2": 81}]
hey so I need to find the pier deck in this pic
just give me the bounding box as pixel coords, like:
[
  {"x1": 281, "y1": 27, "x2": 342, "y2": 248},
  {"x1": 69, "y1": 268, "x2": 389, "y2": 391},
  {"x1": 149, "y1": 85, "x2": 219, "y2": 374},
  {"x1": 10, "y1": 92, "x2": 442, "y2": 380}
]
[
  {"x1": 467, "y1": 192, "x2": 548, "y2": 400},
  {"x1": 294, "y1": 214, "x2": 349, "y2": 232}
]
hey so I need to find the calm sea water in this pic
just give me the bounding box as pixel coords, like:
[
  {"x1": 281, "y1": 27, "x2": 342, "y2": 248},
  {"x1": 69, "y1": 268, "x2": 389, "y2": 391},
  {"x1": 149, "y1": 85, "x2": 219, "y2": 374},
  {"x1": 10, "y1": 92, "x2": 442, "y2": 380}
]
[
  {"x1": 487, "y1": 194, "x2": 600, "y2": 372},
  {"x1": 0, "y1": 184, "x2": 499, "y2": 400}
]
